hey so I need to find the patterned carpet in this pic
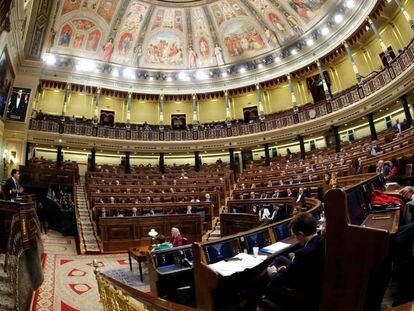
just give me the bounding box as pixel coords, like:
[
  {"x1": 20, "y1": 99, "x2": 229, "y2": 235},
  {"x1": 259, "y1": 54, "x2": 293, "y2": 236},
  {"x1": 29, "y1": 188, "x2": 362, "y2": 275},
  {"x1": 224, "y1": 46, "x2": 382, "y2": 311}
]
[{"x1": 32, "y1": 231, "x2": 150, "y2": 311}]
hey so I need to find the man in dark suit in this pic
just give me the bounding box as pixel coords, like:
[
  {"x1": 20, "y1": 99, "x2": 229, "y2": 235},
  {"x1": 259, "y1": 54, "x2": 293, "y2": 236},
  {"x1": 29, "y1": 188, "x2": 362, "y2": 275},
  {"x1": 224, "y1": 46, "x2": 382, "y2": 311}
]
[
  {"x1": 7, "y1": 89, "x2": 29, "y2": 121},
  {"x1": 295, "y1": 187, "x2": 306, "y2": 209},
  {"x1": 4, "y1": 169, "x2": 23, "y2": 200},
  {"x1": 264, "y1": 213, "x2": 325, "y2": 310},
  {"x1": 240, "y1": 213, "x2": 325, "y2": 311}
]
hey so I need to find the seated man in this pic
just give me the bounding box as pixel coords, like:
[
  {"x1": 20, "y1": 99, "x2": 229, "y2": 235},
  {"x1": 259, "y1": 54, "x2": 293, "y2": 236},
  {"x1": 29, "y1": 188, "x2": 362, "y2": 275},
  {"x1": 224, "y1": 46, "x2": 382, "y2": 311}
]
[
  {"x1": 152, "y1": 235, "x2": 172, "y2": 251},
  {"x1": 242, "y1": 213, "x2": 324, "y2": 311}
]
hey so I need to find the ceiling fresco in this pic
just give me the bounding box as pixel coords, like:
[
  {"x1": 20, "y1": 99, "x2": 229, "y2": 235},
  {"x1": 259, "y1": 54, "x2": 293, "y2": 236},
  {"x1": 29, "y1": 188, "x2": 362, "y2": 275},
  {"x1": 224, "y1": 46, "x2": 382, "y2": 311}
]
[{"x1": 46, "y1": 0, "x2": 337, "y2": 70}]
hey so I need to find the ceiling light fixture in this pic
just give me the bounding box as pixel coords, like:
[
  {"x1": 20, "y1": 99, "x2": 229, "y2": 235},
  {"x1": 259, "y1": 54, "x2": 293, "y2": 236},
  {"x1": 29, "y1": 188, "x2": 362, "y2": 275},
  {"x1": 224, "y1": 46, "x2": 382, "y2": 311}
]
[
  {"x1": 196, "y1": 71, "x2": 209, "y2": 80},
  {"x1": 178, "y1": 71, "x2": 189, "y2": 81},
  {"x1": 112, "y1": 68, "x2": 119, "y2": 77},
  {"x1": 321, "y1": 27, "x2": 330, "y2": 36},
  {"x1": 306, "y1": 38, "x2": 314, "y2": 46},
  {"x1": 345, "y1": 0, "x2": 355, "y2": 8},
  {"x1": 123, "y1": 68, "x2": 135, "y2": 79},
  {"x1": 334, "y1": 14, "x2": 343, "y2": 24},
  {"x1": 221, "y1": 71, "x2": 228, "y2": 78},
  {"x1": 76, "y1": 60, "x2": 96, "y2": 72},
  {"x1": 239, "y1": 67, "x2": 246, "y2": 73},
  {"x1": 291, "y1": 49, "x2": 297, "y2": 56},
  {"x1": 43, "y1": 54, "x2": 56, "y2": 65}
]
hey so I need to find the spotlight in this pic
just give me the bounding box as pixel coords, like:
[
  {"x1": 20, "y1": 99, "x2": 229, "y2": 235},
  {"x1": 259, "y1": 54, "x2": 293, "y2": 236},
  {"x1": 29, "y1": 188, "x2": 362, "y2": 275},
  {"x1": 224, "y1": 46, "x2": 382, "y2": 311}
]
[
  {"x1": 76, "y1": 60, "x2": 96, "y2": 72},
  {"x1": 221, "y1": 71, "x2": 228, "y2": 78},
  {"x1": 166, "y1": 76, "x2": 173, "y2": 82},
  {"x1": 178, "y1": 72, "x2": 189, "y2": 81},
  {"x1": 274, "y1": 56, "x2": 281, "y2": 63},
  {"x1": 334, "y1": 14, "x2": 343, "y2": 24},
  {"x1": 321, "y1": 27, "x2": 330, "y2": 36},
  {"x1": 258, "y1": 63, "x2": 264, "y2": 69},
  {"x1": 123, "y1": 68, "x2": 135, "y2": 79},
  {"x1": 43, "y1": 54, "x2": 56, "y2": 65},
  {"x1": 112, "y1": 68, "x2": 119, "y2": 77},
  {"x1": 239, "y1": 67, "x2": 246, "y2": 73},
  {"x1": 291, "y1": 49, "x2": 297, "y2": 56},
  {"x1": 196, "y1": 71, "x2": 209, "y2": 80},
  {"x1": 306, "y1": 38, "x2": 314, "y2": 46},
  {"x1": 345, "y1": 0, "x2": 355, "y2": 8}
]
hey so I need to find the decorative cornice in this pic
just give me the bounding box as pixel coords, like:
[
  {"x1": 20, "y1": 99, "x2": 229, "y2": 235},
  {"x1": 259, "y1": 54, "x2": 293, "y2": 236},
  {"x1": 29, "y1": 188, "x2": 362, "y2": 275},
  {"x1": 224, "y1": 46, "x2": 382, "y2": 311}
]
[{"x1": 27, "y1": 60, "x2": 414, "y2": 152}]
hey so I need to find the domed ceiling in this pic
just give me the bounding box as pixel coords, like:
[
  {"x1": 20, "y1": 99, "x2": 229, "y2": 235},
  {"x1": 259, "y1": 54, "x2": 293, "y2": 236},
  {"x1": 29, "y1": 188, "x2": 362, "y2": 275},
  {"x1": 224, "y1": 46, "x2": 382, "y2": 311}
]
[
  {"x1": 38, "y1": 0, "x2": 375, "y2": 93},
  {"x1": 48, "y1": 0, "x2": 344, "y2": 70}
]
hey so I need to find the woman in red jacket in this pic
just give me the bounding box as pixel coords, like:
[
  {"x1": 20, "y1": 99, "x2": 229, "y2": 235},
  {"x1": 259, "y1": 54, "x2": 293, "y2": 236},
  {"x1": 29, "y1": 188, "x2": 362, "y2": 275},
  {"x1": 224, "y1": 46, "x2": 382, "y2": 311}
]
[
  {"x1": 171, "y1": 227, "x2": 184, "y2": 247},
  {"x1": 384, "y1": 159, "x2": 398, "y2": 182}
]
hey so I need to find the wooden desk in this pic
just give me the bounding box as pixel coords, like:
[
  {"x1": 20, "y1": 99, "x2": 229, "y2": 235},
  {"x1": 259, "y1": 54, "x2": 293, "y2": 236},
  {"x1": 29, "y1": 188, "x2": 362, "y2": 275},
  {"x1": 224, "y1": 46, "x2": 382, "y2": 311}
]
[
  {"x1": 192, "y1": 198, "x2": 321, "y2": 310},
  {"x1": 128, "y1": 246, "x2": 149, "y2": 281},
  {"x1": 99, "y1": 214, "x2": 203, "y2": 252},
  {"x1": 147, "y1": 245, "x2": 194, "y2": 302},
  {"x1": 362, "y1": 211, "x2": 400, "y2": 234}
]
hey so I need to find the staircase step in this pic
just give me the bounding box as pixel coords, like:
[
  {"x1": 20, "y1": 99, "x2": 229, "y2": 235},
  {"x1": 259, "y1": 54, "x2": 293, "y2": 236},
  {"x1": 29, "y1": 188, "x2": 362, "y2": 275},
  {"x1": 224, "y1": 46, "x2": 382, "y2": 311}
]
[{"x1": 75, "y1": 185, "x2": 100, "y2": 254}]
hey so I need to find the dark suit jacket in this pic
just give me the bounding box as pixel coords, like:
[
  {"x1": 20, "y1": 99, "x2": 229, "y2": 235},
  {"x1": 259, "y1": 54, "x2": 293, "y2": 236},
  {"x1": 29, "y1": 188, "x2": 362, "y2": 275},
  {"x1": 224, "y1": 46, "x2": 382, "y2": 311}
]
[
  {"x1": 269, "y1": 235, "x2": 325, "y2": 307},
  {"x1": 295, "y1": 193, "x2": 306, "y2": 206},
  {"x1": 4, "y1": 177, "x2": 18, "y2": 200},
  {"x1": 7, "y1": 93, "x2": 28, "y2": 121}
]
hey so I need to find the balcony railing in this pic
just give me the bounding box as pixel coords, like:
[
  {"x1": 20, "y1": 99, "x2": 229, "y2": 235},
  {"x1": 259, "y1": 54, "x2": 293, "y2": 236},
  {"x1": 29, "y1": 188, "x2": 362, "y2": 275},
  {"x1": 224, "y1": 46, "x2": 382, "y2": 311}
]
[
  {"x1": 29, "y1": 40, "x2": 414, "y2": 142},
  {"x1": 93, "y1": 260, "x2": 196, "y2": 311}
]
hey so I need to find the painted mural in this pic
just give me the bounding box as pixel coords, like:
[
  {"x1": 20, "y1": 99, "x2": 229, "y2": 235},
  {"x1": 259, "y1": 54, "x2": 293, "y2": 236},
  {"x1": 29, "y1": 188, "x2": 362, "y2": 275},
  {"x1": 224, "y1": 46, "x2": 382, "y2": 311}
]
[
  {"x1": 223, "y1": 21, "x2": 266, "y2": 58},
  {"x1": 47, "y1": 0, "x2": 335, "y2": 70},
  {"x1": 110, "y1": 0, "x2": 149, "y2": 65},
  {"x1": 57, "y1": 18, "x2": 102, "y2": 52},
  {"x1": 191, "y1": 7, "x2": 215, "y2": 67},
  {"x1": 151, "y1": 8, "x2": 185, "y2": 32},
  {"x1": 144, "y1": 33, "x2": 184, "y2": 67}
]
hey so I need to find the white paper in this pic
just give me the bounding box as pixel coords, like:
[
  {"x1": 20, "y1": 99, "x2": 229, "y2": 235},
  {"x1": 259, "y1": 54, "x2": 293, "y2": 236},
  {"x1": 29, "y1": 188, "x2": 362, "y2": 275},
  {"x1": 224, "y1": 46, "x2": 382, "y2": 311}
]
[
  {"x1": 260, "y1": 242, "x2": 292, "y2": 254},
  {"x1": 208, "y1": 253, "x2": 265, "y2": 276}
]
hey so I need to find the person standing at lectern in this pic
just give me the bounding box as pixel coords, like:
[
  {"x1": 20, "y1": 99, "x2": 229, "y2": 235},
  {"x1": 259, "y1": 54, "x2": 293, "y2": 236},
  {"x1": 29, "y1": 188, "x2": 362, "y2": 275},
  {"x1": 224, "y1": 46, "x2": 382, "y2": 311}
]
[{"x1": 4, "y1": 169, "x2": 24, "y2": 200}]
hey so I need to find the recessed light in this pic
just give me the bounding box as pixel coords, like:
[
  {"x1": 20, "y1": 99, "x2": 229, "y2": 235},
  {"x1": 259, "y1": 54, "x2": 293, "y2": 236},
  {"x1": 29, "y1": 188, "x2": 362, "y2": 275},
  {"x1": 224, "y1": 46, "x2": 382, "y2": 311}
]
[
  {"x1": 43, "y1": 54, "x2": 56, "y2": 65},
  {"x1": 306, "y1": 38, "x2": 314, "y2": 46},
  {"x1": 291, "y1": 49, "x2": 297, "y2": 55},
  {"x1": 178, "y1": 72, "x2": 189, "y2": 81},
  {"x1": 196, "y1": 71, "x2": 209, "y2": 80},
  {"x1": 334, "y1": 14, "x2": 343, "y2": 24},
  {"x1": 239, "y1": 67, "x2": 246, "y2": 73},
  {"x1": 123, "y1": 68, "x2": 135, "y2": 79},
  {"x1": 112, "y1": 69, "x2": 119, "y2": 77},
  {"x1": 345, "y1": 0, "x2": 355, "y2": 8},
  {"x1": 321, "y1": 27, "x2": 330, "y2": 36},
  {"x1": 76, "y1": 60, "x2": 96, "y2": 72},
  {"x1": 274, "y1": 56, "x2": 281, "y2": 63},
  {"x1": 221, "y1": 71, "x2": 228, "y2": 78}
]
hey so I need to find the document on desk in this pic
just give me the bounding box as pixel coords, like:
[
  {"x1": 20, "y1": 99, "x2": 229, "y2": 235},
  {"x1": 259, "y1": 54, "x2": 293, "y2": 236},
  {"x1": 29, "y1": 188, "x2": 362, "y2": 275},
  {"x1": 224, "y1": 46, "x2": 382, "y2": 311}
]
[
  {"x1": 260, "y1": 242, "x2": 292, "y2": 254},
  {"x1": 208, "y1": 253, "x2": 265, "y2": 277}
]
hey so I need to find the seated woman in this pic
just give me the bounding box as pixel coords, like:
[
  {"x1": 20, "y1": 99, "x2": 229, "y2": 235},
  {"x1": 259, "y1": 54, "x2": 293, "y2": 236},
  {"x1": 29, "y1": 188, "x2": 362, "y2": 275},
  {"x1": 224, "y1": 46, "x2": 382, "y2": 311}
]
[{"x1": 170, "y1": 227, "x2": 186, "y2": 247}]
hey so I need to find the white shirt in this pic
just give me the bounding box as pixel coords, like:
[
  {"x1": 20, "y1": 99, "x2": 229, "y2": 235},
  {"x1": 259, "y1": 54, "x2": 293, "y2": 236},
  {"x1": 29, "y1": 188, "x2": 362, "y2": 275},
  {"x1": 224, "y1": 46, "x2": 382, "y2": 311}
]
[{"x1": 15, "y1": 96, "x2": 21, "y2": 109}]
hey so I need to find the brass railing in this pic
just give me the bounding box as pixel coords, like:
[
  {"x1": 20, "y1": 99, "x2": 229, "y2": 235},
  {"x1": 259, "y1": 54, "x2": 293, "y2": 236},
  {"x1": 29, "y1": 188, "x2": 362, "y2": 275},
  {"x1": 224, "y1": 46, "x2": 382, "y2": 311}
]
[{"x1": 93, "y1": 260, "x2": 197, "y2": 311}]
